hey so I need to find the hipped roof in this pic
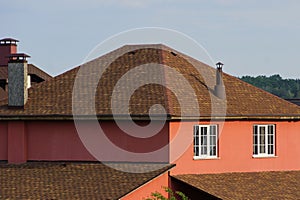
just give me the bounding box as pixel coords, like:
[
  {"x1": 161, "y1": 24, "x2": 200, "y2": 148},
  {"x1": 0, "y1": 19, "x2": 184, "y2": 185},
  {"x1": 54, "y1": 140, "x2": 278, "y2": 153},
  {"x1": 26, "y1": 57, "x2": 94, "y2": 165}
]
[{"x1": 0, "y1": 44, "x2": 300, "y2": 120}]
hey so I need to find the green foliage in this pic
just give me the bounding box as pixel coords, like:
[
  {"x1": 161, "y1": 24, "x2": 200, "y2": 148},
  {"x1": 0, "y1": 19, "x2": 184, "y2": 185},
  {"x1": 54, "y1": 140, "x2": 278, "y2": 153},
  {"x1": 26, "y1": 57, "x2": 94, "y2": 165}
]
[
  {"x1": 239, "y1": 74, "x2": 300, "y2": 99},
  {"x1": 145, "y1": 186, "x2": 189, "y2": 200}
]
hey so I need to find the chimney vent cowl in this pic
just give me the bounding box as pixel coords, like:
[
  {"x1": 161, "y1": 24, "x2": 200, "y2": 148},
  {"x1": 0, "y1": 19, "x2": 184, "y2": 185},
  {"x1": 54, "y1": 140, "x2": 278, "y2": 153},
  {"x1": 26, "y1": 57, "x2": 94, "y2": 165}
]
[{"x1": 214, "y1": 62, "x2": 226, "y2": 99}]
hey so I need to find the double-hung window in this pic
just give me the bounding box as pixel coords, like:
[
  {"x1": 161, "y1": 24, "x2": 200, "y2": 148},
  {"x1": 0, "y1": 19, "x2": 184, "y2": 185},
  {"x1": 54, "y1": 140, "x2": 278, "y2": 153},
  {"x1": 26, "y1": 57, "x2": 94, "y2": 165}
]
[
  {"x1": 253, "y1": 124, "x2": 275, "y2": 157},
  {"x1": 194, "y1": 125, "x2": 218, "y2": 159}
]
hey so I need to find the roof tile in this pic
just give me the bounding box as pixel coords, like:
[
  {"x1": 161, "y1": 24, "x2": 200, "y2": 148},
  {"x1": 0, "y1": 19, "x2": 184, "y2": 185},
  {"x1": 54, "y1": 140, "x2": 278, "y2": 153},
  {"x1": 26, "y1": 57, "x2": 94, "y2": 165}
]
[
  {"x1": 0, "y1": 162, "x2": 173, "y2": 199},
  {"x1": 173, "y1": 171, "x2": 300, "y2": 200}
]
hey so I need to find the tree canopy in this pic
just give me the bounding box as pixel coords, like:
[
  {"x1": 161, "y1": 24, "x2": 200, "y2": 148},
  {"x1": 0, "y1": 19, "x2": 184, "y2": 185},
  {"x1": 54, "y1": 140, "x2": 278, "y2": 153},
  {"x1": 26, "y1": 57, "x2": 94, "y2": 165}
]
[{"x1": 239, "y1": 74, "x2": 300, "y2": 99}]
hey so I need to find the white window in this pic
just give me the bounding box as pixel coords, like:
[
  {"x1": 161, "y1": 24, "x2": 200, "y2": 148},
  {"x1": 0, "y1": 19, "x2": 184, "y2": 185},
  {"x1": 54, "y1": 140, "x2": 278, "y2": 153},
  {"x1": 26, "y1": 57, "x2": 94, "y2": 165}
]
[
  {"x1": 253, "y1": 124, "x2": 275, "y2": 157},
  {"x1": 194, "y1": 125, "x2": 218, "y2": 159}
]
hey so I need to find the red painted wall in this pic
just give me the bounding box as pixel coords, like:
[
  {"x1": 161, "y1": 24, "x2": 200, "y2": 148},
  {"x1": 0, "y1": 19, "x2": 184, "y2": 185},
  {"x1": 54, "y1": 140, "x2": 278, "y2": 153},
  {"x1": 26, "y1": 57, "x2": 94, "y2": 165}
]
[
  {"x1": 8, "y1": 121, "x2": 27, "y2": 163},
  {"x1": 0, "y1": 120, "x2": 169, "y2": 163},
  {"x1": 121, "y1": 172, "x2": 169, "y2": 200},
  {"x1": 27, "y1": 121, "x2": 95, "y2": 161},
  {"x1": 170, "y1": 120, "x2": 300, "y2": 175},
  {"x1": 0, "y1": 122, "x2": 8, "y2": 160}
]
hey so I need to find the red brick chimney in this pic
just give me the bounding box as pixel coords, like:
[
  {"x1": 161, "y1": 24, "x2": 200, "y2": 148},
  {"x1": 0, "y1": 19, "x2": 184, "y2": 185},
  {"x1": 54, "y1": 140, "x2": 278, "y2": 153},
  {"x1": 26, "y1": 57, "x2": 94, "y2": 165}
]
[{"x1": 0, "y1": 38, "x2": 19, "y2": 66}]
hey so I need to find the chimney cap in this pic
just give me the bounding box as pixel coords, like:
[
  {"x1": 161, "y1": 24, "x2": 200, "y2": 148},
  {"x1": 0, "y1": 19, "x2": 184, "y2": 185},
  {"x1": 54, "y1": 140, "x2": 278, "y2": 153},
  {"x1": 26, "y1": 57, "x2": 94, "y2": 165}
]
[
  {"x1": 0, "y1": 38, "x2": 19, "y2": 42},
  {"x1": 216, "y1": 62, "x2": 224, "y2": 69},
  {"x1": 0, "y1": 38, "x2": 19, "y2": 45},
  {"x1": 7, "y1": 53, "x2": 30, "y2": 61}
]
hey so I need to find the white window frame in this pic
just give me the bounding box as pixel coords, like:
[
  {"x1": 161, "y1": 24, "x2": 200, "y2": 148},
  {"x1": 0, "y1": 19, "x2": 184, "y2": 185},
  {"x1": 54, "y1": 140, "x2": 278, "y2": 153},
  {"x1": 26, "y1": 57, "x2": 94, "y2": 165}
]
[
  {"x1": 193, "y1": 125, "x2": 218, "y2": 159},
  {"x1": 253, "y1": 124, "x2": 276, "y2": 158}
]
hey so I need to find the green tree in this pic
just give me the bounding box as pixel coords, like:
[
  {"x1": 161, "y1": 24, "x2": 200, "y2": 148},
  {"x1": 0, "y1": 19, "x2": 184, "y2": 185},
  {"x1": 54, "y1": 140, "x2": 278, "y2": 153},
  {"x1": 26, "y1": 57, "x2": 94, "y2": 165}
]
[
  {"x1": 145, "y1": 187, "x2": 189, "y2": 200},
  {"x1": 239, "y1": 74, "x2": 300, "y2": 99}
]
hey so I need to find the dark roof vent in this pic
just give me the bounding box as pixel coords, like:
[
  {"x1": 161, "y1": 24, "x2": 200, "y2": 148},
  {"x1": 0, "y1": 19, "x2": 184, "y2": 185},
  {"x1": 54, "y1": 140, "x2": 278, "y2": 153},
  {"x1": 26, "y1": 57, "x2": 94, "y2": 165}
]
[
  {"x1": 128, "y1": 51, "x2": 136, "y2": 55},
  {"x1": 171, "y1": 51, "x2": 177, "y2": 56}
]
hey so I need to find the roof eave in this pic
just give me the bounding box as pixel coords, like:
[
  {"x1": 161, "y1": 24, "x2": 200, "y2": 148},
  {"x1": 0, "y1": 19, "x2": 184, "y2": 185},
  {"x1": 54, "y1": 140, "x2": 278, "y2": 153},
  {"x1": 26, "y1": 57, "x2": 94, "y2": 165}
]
[
  {"x1": 171, "y1": 115, "x2": 300, "y2": 121},
  {"x1": 1, "y1": 114, "x2": 300, "y2": 121}
]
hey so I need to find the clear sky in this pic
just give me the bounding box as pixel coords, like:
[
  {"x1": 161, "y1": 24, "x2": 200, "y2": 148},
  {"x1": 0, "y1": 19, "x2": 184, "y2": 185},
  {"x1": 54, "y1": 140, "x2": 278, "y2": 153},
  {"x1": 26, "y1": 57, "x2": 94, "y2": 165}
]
[{"x1": 1, "y1": 0, "x2": 300, "y2": 78}]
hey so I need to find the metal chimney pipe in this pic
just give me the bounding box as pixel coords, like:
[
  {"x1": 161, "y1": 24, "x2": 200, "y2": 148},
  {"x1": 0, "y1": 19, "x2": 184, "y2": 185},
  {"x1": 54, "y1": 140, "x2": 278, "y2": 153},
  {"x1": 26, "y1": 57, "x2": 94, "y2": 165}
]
[{"x1": 214, "y1": 62, "x2": 225, "y2": 99}]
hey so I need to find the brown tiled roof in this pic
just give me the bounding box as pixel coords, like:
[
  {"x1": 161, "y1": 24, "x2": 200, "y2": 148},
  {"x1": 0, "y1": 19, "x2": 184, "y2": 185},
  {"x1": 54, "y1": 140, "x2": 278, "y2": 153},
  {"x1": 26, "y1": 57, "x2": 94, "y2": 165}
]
[
  {"x1": 0, "y1": 162, "x2": 173, "y2": 200},
  {"x1": 28, "y1": 64, "x2": 52, "y2": 81},
  {"x1": 0, "y1": 87, "x2": 6, "y2": 100},
  {"x1": 172, "y1": 171, "x2": 300, "y2": 200},
  {"x1": 0, "y1": 64, "x2": 52, "y2": 81},
  {"x1": 0, "y1": 44, "x2": 300, "y2": 119}
]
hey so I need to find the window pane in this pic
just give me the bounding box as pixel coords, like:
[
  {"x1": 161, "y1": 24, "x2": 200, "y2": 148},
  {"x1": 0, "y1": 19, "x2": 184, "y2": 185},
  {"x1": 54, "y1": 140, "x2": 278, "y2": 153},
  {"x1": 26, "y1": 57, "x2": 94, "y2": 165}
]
[
  {"x1": 253, "y1": 145, "x2": 258, "y2": 155},
  {"x1": 254, "y1": 125, "x2": 258, "y2": 136},
  {"x1": 259, "y1": 126, "x2": 266, "y2": 154},
  {"x1": 201, "y1": 136, "x2": 207, "y2": 145},
  {"x1": 268, "y1": 145, "x2": 274, "y2": 154},
  {"x1": 212, "y1": 136, "x2": 216, "y2": 145},
  {"x1": 260, "y1": 144, "x2": 265, "y2": 153},
  {"x1": 253, "y1": 134, "x2": 258, "y2": 145},
  {"x1": 210, "y1": 146, "x2": 216, "y2": 156},
  {"x1": 268, "y1": 125, "x2": 273, "y2": 135},
  {"x1": 201, "y1": 146, "x2": 207, "y2": 155},
  {"x1": 194, "y1": 126, "x2": 199, "y2": 137},
  {"x1": 259, "y1": 126, "x2": 265, "y2": 145},
  {"x1": 194, "y1": 136, "x2": 199, "y2": 145},
  {"x1": 194, "y1": 147, "x2": 199, "y2": 156},
  {"x1": 201, "y1": 127, "x2": 207, "y2": 135},
  {"x1": 210, "y1": 126, "x2": 216, "y2": 136},
  {"x1": 268, "y1": 135, "x2": 273, "y2": 145}
]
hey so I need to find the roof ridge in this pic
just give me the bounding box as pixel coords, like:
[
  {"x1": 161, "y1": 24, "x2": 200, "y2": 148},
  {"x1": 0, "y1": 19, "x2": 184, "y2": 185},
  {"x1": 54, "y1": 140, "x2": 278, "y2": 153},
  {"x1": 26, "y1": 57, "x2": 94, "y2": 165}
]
[{"x1": 160, "y1": 48, "x2": 173, "y2": 116}]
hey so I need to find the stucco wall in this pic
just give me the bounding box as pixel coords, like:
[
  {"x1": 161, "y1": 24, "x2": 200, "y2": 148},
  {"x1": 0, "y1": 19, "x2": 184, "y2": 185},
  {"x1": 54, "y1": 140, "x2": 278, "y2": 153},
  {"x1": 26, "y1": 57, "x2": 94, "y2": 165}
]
[
  {"x1": 121, "y1": 172, "x2": 169, "y2": 200},
  {"x1": 27, "y1": 121, "x2": 95, "y2": 161},
  {"x1": 170, "y1": 120, "x2": 300, "y2": 175},
  {"x1": 0, "y1": 120, "x2": 169, "y2": 163}
]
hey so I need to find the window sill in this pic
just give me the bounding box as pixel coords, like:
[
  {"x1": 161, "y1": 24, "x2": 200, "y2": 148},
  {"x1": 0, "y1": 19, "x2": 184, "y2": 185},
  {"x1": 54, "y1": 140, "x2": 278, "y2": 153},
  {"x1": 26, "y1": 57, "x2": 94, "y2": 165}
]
[
  {"x1": 252, "y1": 155, "x2": 277, "y2": 159},
  {"x1": 193, "y1": 156, "x2": 220, "y2": 160}
]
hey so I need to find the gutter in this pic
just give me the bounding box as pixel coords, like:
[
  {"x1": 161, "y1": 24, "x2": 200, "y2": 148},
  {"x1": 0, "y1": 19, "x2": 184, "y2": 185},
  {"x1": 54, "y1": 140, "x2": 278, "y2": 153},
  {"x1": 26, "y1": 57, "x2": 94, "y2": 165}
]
[
  {"x1": 0, "y1": 114, "x2": 300, "y2": 121},
  {"x1": 170, "y1": 115, "x2": 300, "y2": 121}
]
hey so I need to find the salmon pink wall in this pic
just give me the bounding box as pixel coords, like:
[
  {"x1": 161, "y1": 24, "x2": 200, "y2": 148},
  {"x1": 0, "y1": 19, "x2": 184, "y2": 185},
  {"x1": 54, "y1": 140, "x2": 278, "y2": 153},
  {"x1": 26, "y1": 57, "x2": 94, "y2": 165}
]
[
  {"x1": 0, "y1": 122, "x2": 8, "y2": 160},
  {"x1": 121, "y1": 172, "x2": 169, "y2": 200},
  {"x1": 170, "y1": 120, "x2": 300, "y2": 175}
]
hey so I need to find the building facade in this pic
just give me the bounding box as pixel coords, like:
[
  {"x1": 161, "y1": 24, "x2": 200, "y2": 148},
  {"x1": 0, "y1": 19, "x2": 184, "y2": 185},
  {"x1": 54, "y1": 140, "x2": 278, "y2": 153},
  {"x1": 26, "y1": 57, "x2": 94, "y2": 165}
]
[{"x1": 0, "y1": 40, "x2": 300, "y2": 199}]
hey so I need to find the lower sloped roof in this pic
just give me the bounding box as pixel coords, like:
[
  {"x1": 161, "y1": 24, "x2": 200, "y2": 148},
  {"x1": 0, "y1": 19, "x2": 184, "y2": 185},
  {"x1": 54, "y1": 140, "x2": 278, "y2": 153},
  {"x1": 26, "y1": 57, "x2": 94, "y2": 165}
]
[
  {"x1": 0, "y1": 64, "x2": 52, "y2": 81},
  {"x1": 0, "y1": 162, "x2": 173, "y2": 200},
  {"x1": 172, "y1": 171, "x2": 300, "y2": 200}
]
